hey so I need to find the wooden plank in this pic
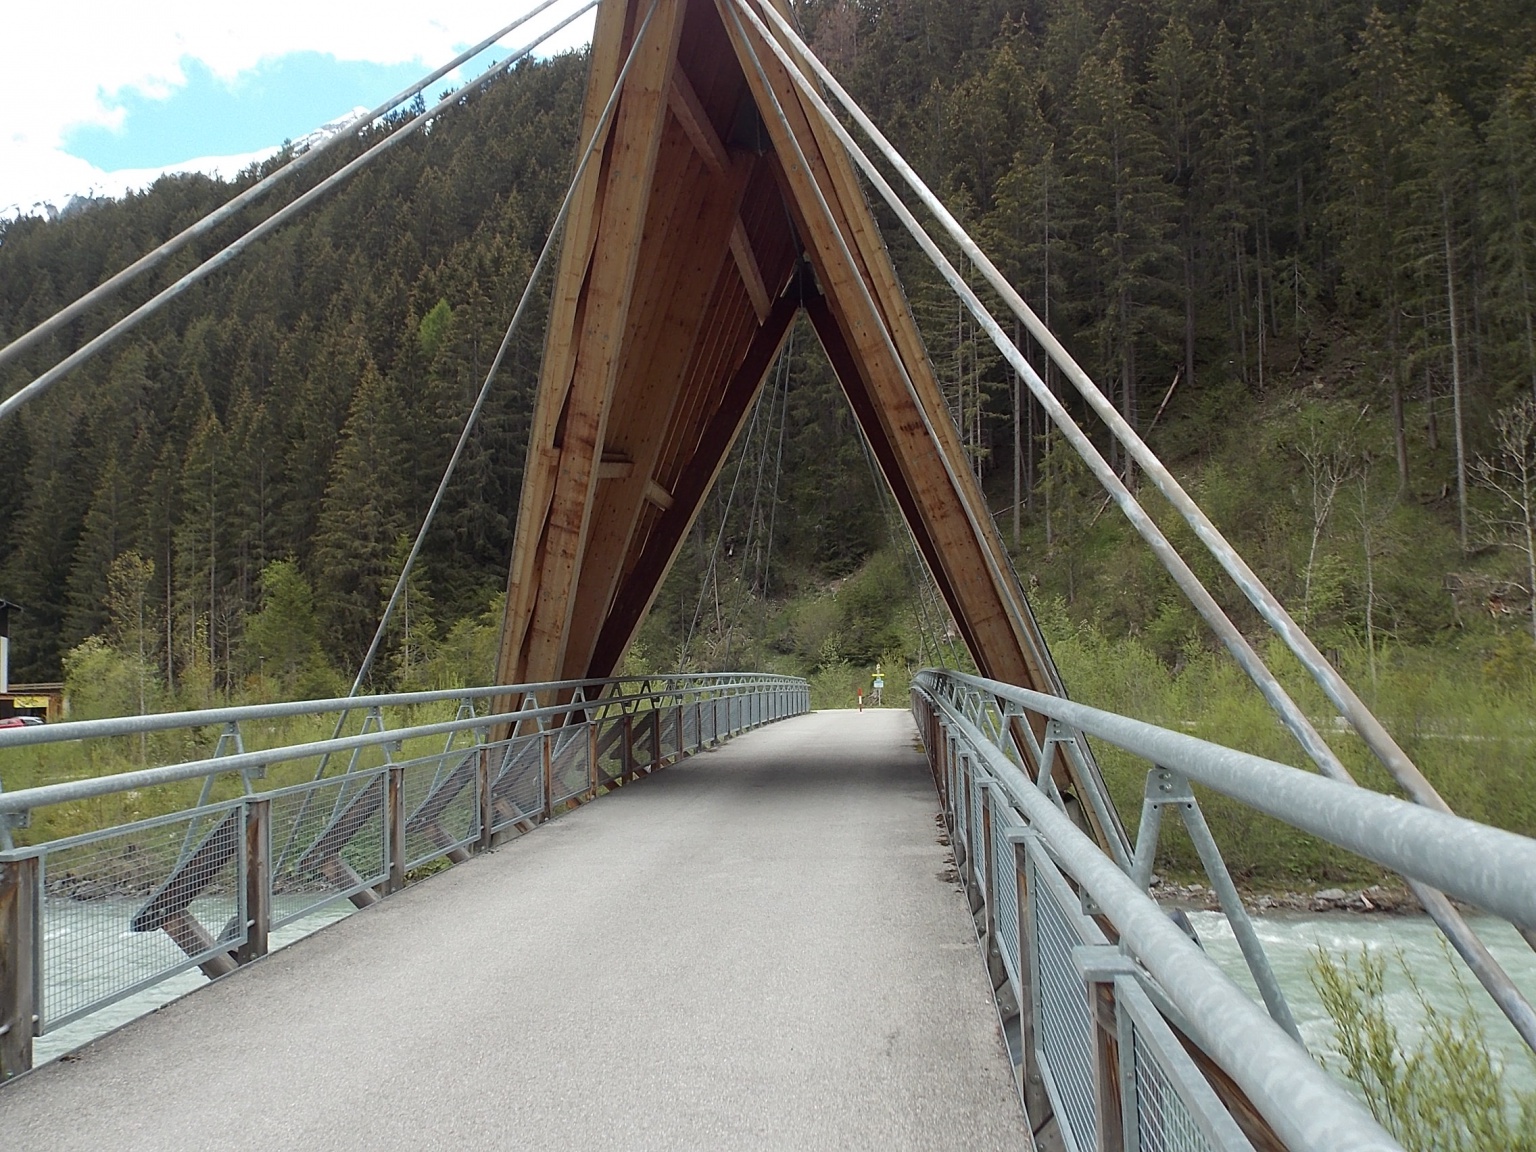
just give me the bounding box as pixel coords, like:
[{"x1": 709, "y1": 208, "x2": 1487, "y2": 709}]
[
  {"x1": 513, "y1": 0, "x2": 690, "y2": 686},
  {"x1": 160, "y1": 910, "x2": 237, "y2": 979},
  {"x1": 731, "y1": 217, "x2": 772, "y2": 322},
  {"x1": 237, "y1": 799, "x2": 270, "y2": 965},
  {"x1": 668, "y1": 65, "x2": 729, "y2": 174},
  {"x1": 0, "y1": 857, "x2": 36, "y2": 1079},
  {"x1": 498, "y1": 0, "x2": 633, "y2": 689}
]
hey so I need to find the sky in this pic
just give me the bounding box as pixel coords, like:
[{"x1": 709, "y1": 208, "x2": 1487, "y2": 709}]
[{"x1": 0, "y1": 1, "x2": 596, "y2": 217}]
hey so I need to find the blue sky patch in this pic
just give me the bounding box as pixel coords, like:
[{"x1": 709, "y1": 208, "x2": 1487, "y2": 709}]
[{"x1": 64, "y1": 52, "x2": 479, "y2": 169}]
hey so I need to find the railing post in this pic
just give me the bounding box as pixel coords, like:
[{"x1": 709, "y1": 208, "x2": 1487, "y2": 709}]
[
  {"x1": 587, "y1": 720, "x2": 599, "y2": 800},
  {"x1": 1074, "y1": 947, "x2": 1134, "y2": 1152},
  {"x1": 479, "y1": 744, "x2": 494, "y2": 850},
  {"x1": 237, "y1": 799, "x2": 270, "y2": 965},
  {"x1": 1013, "y1": 836, "x2": 1051, "y2": 1131},
  {"x1": 650, "y1": 709, "x2": 663, "y2": 773},
  {"x1": 674, "y1": 703, "x2": 684, "y2": 763},
  {"x1": 387, "y1": 765, "x2": 406, "y2": 893},
  {"x1": 541, "y1": 732, "x2": 554, "y2": 820},
  {"x1": 980, "y1": 782, "x2": 996, "y2": 950},
  {"x1": 0, "y1": 855, "x2": 37, "y2": 1080},
  {"x1": 622, "y1": 713, "x2": 635, "y2": 783}
]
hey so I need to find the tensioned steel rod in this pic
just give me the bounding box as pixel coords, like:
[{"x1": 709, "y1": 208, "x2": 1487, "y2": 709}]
[
  {"x1": 0, "y1": 0, "x2": 596, "y2": 424},
  {"x1": 927, "y1": 688, "x2": 1400, "y2": 1152},
  {"x1": 720, "y1": 0, "x2": 1130, "y2": 867},
  {"x1": 344, "y1": 0, "x2": 663, "y2": 708},
  {"x1": 733, "y1": 0, "x2": 1536, "y2": 1050},
  {"x1": 745, "y1": 0, "x2": 1449, "y2": 820},
  {"x1": 738, "y1": 0, "x2": 1345, "y2": 778},
  {"x1": 0, "y1": 0, "x2": 575, "y2": 373}
]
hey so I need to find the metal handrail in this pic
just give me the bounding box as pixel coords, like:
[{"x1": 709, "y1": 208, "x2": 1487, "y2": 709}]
[
  {"x1": 920, "y1": 669, "x2": 1536, "y2": 930},
  {"x1": 0, "y1": 675, "x2": 807, "y2": 816},
  {"x1": 0, "y1": 673, "x2": 785, "y2": 750},
  {"x1": 914, "y1": 672, "x2": 1401, "y2": 1151}
]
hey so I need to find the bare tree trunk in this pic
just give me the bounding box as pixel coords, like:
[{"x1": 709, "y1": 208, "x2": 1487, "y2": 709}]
[{"x1": 1445, "y1": 198, "x2": 1469, "y2": 552}]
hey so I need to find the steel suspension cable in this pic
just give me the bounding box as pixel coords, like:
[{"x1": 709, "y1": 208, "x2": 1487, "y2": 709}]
[
  {"x1": 721, "y1": 0, "x2": 1130, "y2": 866},
  {"x1": 305, "y1": 0, "x2": 663, "y2": 774},
  {"x1": 728, "y1": 0, "x2": 1536, "y2": 1050},
  {"x1": 0, "y1": 0, "x2": 597, "y2": 424},
  {"x1": 744, "y1": 0, "x2": 1465, "y2": 838},
  {"x1": 0, "y1": 0, "x2": 578, "y2": 374}
]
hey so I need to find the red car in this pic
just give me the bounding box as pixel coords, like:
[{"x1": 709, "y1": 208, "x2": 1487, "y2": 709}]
[{"x1": 0, "y1": 716, "x2": 44, "y2": 728}]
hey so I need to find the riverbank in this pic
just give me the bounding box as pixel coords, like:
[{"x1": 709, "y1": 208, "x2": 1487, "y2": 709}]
[{"x1": 1156, "y1": 876, "x2": 1424, "y2": 915}]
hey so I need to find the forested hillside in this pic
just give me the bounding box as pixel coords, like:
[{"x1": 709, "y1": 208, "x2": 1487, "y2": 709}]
[{"x1": 2, "y1": 0, "x2": 1534, "y2": 741}]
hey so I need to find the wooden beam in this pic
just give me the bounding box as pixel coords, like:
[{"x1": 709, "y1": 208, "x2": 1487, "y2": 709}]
[
  {"x1": 497, "y1": 0, "x2": 632, "y2": 690},
  {"x1": 553, "y1": 154, "x2": 758, "y2": 681},
  {"x1": 510, "y1": 0, "x2": 690, "y2": 686},
  {"x1": 643, "y1": 479, "x2": 675, "y2": 510},
  {"x1": 668, "y1": 66, "x2": 730, "y2": 175},
  {"x1": 586, "y1": 291, "x2": 800, "y2": 677},
  {"x1": 731, "y1": 218, "x2": 772, "y2": 323}
]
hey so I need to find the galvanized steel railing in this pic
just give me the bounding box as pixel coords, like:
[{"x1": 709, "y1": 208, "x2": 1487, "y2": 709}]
[
  {"x1": 0, "y1": 673, "x2": 808, "y2": 1077},
  {"x1": 913, "y1": 669, "x2": 1536, "y2": 1152}
]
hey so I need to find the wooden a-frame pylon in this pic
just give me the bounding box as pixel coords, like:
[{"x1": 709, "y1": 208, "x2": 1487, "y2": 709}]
[{"x1": 497, "y1": 0, "x2": 1090, "y2": 812}]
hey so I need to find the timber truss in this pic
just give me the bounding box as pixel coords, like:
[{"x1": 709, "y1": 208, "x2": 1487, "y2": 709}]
[{"x1": 493, "y1": 0, "x2": 1122, "y2": 838}]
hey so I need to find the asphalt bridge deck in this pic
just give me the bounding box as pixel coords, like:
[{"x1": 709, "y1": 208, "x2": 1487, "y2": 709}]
[{"x1": 2, "y1": 710, "x2": 1025, "y2": 1151}]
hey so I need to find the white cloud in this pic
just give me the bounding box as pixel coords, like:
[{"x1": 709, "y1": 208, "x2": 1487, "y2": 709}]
[{"x1": 0, "y1": 1, "x2": 594, "y2": 216}]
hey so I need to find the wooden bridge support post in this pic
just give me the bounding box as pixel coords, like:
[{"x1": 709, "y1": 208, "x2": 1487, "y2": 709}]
[
  {"x1": 387, "y1": 766, "x2": 406, "y2": 894},
  {"x1": 237, "y1": 799, "x2": 270, "y2": 965},
  {"x1": 650, "y1": 709, "x2": 663, "y2": 774},
  {"x1": 0, "y1": 856, "x2": 37, "y2": 1080}
]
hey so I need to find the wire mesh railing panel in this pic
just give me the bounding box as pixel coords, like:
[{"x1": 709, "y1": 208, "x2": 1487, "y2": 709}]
[
  {"x1": 594, "y1": 717, "x2": 626, "y2": 785},
  {"x1": 403, "y1": 752, "x2": 481, "y2": 871},
  {"x1": 1119, "y1": 978, "x2": 1253, "y2": 1152},
  {"x1": 683, "y1": 702, "x2": 700, "y2": 753},
  {"x1": 37, "y1": 802, "x2": 245, "y2": 1030},
  {"x1": 952, "y1": 756, "x2": 969, "y2": 856},
  {"x1": 660, "y1": 708, "x2": 679, "y2": 762},
  {"x1": 971, "y1": 768, "x2": 986, "y2": 901},
  {"x1": 1031, "y1": 853, "x2": 1097, "y2": 1152},
  {"x1": 630, "y1": 712, "x2": 656, "y2": 770},
  {"x1": 714, "y1": 697, "x2": 728, "y2": 741},
  {"x1": 270, "y1": 771, "x2": 388, "y2": 931},
  {"x1": 730, "y1": 696, "x2": 742, "y2": 734},
  {"x1": 490, "y1": 734, "x2": 544, "y2": 831},
  {"x1": 550, "y1": 727, "x2": 590, "y2": 805},
  {"x1": 992, "y1": 801, "x2": 1022, "y2": 993}
]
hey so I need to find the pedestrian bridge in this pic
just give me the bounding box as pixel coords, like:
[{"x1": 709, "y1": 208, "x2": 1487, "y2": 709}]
[
  {"x1": 4, "y1": 0, "x2": 1536, "y2": 1146},
  {"x1": 4, "y1": 674, "x2": 1534, "y2": 1152},
  {"x1": 1, "y1": 708, "x2": 1027, "y2": 1151}
]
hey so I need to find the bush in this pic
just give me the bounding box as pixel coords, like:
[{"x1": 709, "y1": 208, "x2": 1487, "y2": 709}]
[{"x1": 1312, "y1": 947, "x2": 1536, "y2": 1151}]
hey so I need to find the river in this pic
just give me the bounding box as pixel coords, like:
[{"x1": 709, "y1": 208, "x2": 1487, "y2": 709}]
[{"x1": 1191, "y1": 910, "x2": 1536, "y2": 1096}]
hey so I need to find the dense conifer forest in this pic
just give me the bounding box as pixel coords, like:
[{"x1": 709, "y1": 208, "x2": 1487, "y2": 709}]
[{"x1": 1, "y1": 0, "x2": 1534, "y2": 787}]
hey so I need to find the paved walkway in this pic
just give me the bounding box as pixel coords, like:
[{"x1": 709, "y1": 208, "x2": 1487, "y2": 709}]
[{"x1": 2, "y1": 710, "x2": 1026, "y2": 1150}]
